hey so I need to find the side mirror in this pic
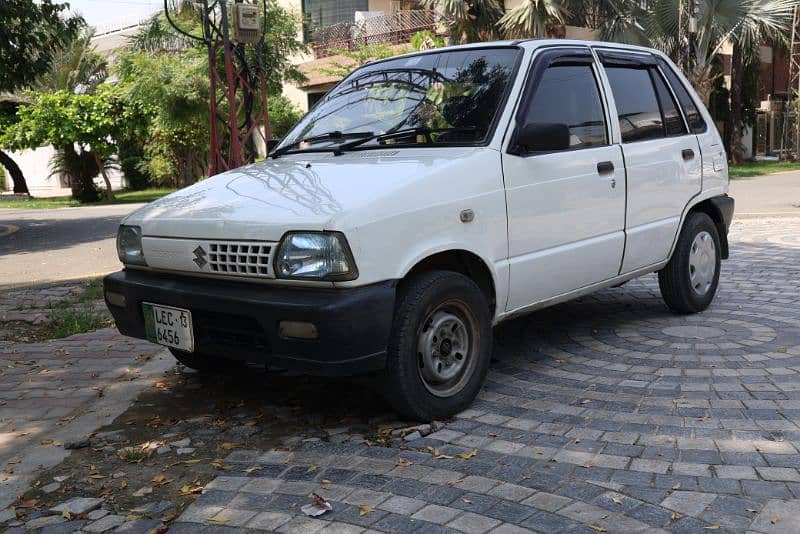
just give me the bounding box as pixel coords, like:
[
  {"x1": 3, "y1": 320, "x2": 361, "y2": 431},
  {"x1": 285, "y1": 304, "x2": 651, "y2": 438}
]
[
  {"x1": 513, "y1": 122, "x2": 570, "y2": 154},
  {"x1": 266, "y1": 139, "x2": 280, "y2": 154}
]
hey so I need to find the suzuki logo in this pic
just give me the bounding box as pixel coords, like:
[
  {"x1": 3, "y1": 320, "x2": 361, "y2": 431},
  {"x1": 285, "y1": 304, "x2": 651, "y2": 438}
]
[{"x1": 193, "y1": 245, "x2": 208, "y2": 268}]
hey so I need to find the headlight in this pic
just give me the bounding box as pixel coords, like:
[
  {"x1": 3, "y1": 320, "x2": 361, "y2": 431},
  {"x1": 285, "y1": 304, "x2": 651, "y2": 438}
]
[
  {"x1": 275, "y1": 232, "x2": 357, "y2": 281},
  {"x1": 116, "y1": 225, "x2": 147, "y2": 266}
]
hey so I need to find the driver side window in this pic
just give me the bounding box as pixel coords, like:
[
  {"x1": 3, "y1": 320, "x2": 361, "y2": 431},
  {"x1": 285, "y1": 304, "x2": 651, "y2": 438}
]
[{"x1": 520, "y1": 63, "x2": 608, "y2": 152}]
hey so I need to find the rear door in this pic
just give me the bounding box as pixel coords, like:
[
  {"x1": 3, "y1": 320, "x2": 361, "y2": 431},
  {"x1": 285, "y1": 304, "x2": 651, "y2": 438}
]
[
  {"x1": 502, "y1": 47, "x2": 626, "y2": 311},
  {"x1": 596, "y1": 50, "x2": 702, "y2": 274}
]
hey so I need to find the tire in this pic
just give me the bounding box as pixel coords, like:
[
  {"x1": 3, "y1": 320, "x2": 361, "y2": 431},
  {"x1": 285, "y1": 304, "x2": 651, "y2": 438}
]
[
  {"x1": 658, "y1": 212, "x2": 721, "y2": 314},
  {"x1": 169, "y1": 348, "x2": 243, "y2": 373},
  {"x1": 383, "y1": 270, "x2": 493, "y2": 421}
]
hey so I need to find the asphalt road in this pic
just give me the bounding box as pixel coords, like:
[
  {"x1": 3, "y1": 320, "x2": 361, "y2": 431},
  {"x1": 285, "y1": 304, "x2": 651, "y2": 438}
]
[
  {"x1": 0, "y1": 203, "x2": 145, "y2": 288},
  {"x1": 729, "y1": 171, "x2": 800, "y2": 216}
]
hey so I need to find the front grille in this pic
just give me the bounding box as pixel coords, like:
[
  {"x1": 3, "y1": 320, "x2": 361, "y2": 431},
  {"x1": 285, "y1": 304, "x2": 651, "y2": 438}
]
[{"x1": 208, "y1": 241, "x2": 273, "y2": 277}]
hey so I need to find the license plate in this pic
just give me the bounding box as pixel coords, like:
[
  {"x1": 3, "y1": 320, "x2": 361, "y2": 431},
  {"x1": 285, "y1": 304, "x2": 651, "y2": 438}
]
[{"x1": 142, "y1": 303, "x2": 194, "y2": 352}]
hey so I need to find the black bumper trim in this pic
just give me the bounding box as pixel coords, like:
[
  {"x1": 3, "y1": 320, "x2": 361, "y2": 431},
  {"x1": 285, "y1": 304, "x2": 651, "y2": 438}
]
[
  {"x1": 104, "y1": 270, "x2": 396, "y2": 376},
  {"x1": 710, "y1": 194, "x2": 735, "y2": 231},
  {"x1": 710, "y1": 194, "x2": 734, "y2": 260}
]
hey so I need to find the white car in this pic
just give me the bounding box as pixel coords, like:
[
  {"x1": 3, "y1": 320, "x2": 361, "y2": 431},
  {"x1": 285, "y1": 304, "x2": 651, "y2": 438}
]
[{"x1": 105, "y1": 39, "x2": 734, "y2": 421}]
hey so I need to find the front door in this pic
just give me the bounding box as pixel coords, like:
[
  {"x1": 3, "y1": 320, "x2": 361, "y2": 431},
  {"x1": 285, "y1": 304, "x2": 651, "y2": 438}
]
[{"x1": 503, "y1": 47, "x2": 626, "y2": 311}]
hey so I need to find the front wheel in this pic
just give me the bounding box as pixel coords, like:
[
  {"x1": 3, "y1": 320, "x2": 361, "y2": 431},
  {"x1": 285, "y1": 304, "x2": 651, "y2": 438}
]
[
  {"x1": 382, "y1": 271, "x2": 492, "y2": 421},
  {"x1": 658, "y1": 212, "x2": 721, "y2": 313}
]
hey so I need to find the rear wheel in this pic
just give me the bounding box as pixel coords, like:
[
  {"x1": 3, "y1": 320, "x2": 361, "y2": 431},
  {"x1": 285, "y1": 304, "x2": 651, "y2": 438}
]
[
  {"x1": 169, "y1": 348, "x2": 243, "y2": 373},
  {"x1": 658, "y1": 212, "x2": 721, "y2": 313},
  {"x1": 383, "y1": 271, "x2": 492, "y2": 421}
]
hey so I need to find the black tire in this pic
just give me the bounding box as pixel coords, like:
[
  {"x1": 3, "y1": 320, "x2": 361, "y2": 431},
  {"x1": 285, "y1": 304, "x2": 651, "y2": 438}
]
[
  {"x1": 169, "y1": 348, "x2": 243, "y2": 373},
  {"x1": 658, "y1": 212, "x2": 721, "y2": 314},
  {"x1": 383, "y1": 270, "x2": 493, "y2": 421}
]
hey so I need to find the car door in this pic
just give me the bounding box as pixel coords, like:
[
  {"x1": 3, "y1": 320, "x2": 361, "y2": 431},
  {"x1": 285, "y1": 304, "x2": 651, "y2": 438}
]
[
  {"x1": 596, "y1": 50, "x2": 703, "y2": 274},
  {"x1": 502, "y1": 47, "x2": 626, "y2": 312}
]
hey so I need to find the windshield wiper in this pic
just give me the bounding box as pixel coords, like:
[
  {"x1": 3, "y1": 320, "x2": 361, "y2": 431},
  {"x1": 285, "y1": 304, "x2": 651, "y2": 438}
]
[
  {"x1": 270, "y1": 130, "x2": 374, "y2": 159},
  {"x1": 333, "y1": 126, "x2": 478, "y2": 154}
]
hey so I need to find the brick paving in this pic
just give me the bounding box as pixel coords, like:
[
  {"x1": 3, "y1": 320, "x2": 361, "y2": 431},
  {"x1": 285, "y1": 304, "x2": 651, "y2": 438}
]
[
  {"x1": 0, "y1": 283, "x2": 170, "y2": 511},
  {"x1": 168, "y1": 217, "x2": 800, "y2": 533}
]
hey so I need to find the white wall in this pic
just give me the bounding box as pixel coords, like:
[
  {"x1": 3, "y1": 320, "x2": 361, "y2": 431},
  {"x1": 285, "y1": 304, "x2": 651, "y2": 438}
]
[{"x1": 1, "y1": 146, "x2": 126, "y2": 198}]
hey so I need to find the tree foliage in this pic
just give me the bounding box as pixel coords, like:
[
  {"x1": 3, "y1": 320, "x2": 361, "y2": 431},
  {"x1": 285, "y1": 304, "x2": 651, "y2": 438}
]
[
  {"x1": 0, "y1": 0, "x2": 84, "y2": 195},
  {"x1": 421, "y1": 0, "x2": 503, "y2": 44},
  {"x1": 597, "y1": 0, "x2": 795, "y2": 105},
  {"x1": 33, "y1": 29, "x2": 108, "y2": 94},
  {"x1": 114, "y1": 49, "x2": 211, "y2": 188},
  {"x1": 1, "y1": 86, "x2": 125, "y2": 200},
  {"x1": 498, "y1": 0, "x2": 568, "y2": 38},
  {"x1": 0, "y1": 0, "x2": 84, "y2": 93}
]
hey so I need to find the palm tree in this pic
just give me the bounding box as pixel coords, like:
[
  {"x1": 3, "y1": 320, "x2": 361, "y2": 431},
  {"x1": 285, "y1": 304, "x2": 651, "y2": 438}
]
[
  {"x1": 497, "y1": 0, "x2": 569, "y2": 39},
  {"x1": 597, "y1": 0, "x2": 795, "y2": 108},
  {"x1": 33, "y1": 30, "x2": 107, "y2": 94},
  {"x1": 31, "y1": 29, "x2": 113, "y2": 201},
  {"x1": 421, "y1": 0, "x2": 504, "y2": 44}
]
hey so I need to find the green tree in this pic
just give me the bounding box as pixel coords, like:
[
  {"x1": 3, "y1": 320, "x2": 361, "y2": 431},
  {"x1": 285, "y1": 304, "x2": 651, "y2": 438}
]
[
  {"x1": 0, "y1": 0, "x2": 83, "y2": 195},
  {"x1": 597, "y1": 0, "x2": 795, "y2": 107},
  {"x1": 114, "y1": 49, "x2": 211, "y2": 187},
  {"x1": 33, "y1": 29, "x2": 107, "y2": 94},
  {"x1": 497, "y1": 0, "x2": 568, "y2": 38},
  {"x1": 121, "y1": 0, "x2": 307, "y2": 181},
  {"x1": 421, "y1": 0, "x2": 504, "y2": 44},
  {"x1": 268, "y1": 95, "x2": 303, "y2": 139},
  {"x1": 1, "y1": 87, "x2": 124, "y2": 201}
]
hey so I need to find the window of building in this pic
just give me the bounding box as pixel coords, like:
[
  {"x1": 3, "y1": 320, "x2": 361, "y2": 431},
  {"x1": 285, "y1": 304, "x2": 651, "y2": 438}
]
[{"x1": 605, "y1": 66, "x2": 664, "y2": 143}]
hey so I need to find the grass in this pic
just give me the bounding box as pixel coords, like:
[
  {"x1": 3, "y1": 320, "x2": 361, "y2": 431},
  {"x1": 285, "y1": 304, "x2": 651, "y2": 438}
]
[
  {"x1": 728, "y1": 160, "x2": 800, "y2": 179},
  {"x1": 0, "y1": 188, "x2": 176, "y2": 209},
  {"x1": 42, "y1": 278, "x2": 112, "y2": 339},
  {"x1": 45, "y1": 307, "x2": 110, "y2": 339}
]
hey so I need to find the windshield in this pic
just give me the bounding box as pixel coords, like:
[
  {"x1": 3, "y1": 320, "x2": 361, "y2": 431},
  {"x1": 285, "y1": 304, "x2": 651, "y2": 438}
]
[{"x1": 278, "y1": 47, "x2": 520, "y2": 152}]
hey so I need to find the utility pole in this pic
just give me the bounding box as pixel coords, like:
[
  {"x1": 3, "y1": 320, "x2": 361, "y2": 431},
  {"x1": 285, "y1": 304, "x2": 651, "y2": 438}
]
[{"x1": 164, "y1": 0, "x2": 271, "y2": 177}]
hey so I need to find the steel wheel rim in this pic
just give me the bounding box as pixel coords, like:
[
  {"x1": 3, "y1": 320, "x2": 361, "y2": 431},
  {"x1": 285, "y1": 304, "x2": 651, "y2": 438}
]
[
  {"x1": 689, "y1": 230, "x2": 716, "y2": 295},
  {"x1": 416, "y1": 301, "x2": 478, "y2": 398}
]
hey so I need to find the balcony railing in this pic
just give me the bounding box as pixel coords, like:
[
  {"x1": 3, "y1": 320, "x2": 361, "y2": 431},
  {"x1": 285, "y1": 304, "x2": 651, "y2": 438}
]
[{"x1": 311, "y1": 10, "x2": 447, "y2": 59}]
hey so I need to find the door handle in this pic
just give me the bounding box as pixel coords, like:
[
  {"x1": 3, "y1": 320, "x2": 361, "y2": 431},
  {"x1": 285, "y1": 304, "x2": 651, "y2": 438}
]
[
  {"x1": 682, "y1": 148, "x2": 695, "y2": 160},
  {"x1": 597, "y1": 161, "x2": 614, "y2": 174}
]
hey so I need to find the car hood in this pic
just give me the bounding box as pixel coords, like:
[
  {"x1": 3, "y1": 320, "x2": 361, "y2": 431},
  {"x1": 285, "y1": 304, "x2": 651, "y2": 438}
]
[{"x1": 124, "y1": 147, "x2": 491, "y2": 240}]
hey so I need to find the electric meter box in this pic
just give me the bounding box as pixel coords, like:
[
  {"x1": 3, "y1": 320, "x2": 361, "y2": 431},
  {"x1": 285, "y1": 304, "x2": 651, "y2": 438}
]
[{"x1": 233, "y1": 3, "x2": 261, "y2": 43}]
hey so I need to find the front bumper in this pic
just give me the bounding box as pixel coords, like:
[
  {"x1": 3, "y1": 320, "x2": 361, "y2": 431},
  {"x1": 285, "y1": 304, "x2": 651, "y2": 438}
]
[{"x1": 104, "y1": 269, "x2": 396, "y2": 376}]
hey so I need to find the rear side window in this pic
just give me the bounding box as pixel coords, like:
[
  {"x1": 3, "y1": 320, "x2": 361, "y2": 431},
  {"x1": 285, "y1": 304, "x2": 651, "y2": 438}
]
[
  {"x1": 652, "y1": 70, "x2": 687, "y2": 136},
  {"x1": 605, "y1": 66, "x2": 664, "y2": 143},
  {"x1": 522, "y1": 64, "x2": 607, "y2": 151},
  {"x1": 658, "y1": 59, "x2": 707, "y2": 133}
]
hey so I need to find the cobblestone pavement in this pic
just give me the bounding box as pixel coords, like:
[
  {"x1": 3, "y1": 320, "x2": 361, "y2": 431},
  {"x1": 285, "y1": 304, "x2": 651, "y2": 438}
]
[
  {"x1": 0, "y1": 282, "x2": 170, "y2": 510},
  {"x1": 165, "y1": 217, "x2": 800, "y2": 534}
]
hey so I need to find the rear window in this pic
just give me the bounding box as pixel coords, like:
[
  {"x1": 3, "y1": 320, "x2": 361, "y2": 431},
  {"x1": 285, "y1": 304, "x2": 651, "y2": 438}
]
[
  {"x1": 605, "y1": 66, "x2": 664, "y2": 143},
  {"x1": 657, "y1": 59, "x2": 706, "y2": 134},
  {"x1": 652, "y1": 70, "x2": 687, "y2": 136}
]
